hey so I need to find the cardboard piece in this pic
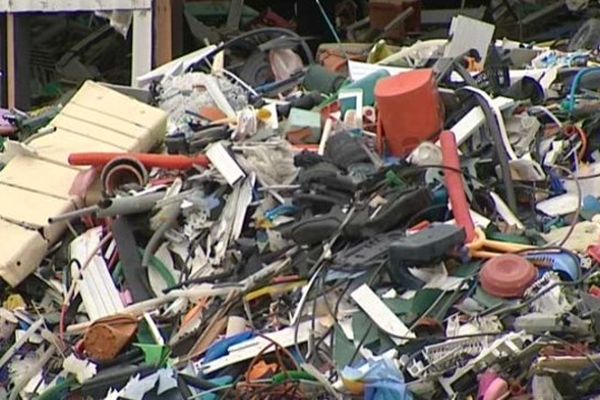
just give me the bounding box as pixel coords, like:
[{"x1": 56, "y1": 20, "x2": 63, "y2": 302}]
[
  {"x1": 68, "y1": 81, "x2": 167, "y2": 132},
  {"x1": 0, "y1": 155, "x2": 80, "y2": 200},
  {"x1": 58, "y1": 103, "x2": 157, "y2": 151},
  {"x1": 52, "y1": 114, "x2": 143, "y2": 151},
  {"x1": 28, "y1": 129, "x2": 126, "y2": 166},
  {"x1": 0, "y1": 219, "x2": 48, "y2": 287},
  {"x1": 0, "y1": 80, "x2": 167, "y2": 286},
  {"x1": 0, "y1": 184, "x2": 75, "y2": 242}
]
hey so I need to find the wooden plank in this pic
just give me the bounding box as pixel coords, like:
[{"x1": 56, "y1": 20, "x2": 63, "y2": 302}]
[{"x1": 0, "y1": 0, "x2": 151, "y2": 13}]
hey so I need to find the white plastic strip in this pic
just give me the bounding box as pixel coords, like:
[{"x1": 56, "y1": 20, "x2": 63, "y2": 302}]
[
  {"x1": 351, "y1": 284, "x2": 415, "y2": 345},
  {"x1": 70, "y1": 228, "x2": 123, "y2": 321},
  {"x1": 206, "y1": 142, "x2": 246, "y2": 186}
]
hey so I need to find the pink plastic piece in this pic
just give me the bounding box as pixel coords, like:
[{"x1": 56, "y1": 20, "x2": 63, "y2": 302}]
[
  {"x1": 269, "y1": 49, "x2": 303, "y2": 81},
  {"x1": 479, "y1": 254, "x2": 537, "y2": 299},
  {"x1": 69, "y1": 168, "x2": 98, "y2": 200},
  {"x1": 478, "y1": 370, "x2": 499, "y2": 398},
  {"x1": 483, "y1": 378, "x2": 509, "y2": 400}
]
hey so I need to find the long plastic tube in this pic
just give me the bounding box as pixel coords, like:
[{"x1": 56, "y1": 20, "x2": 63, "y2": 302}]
[
  {"x1": 69, "y1": 152, "x2": 210, "y2": 169},
  {"x1": 48, "y1": 205, "x2": 99, "y2": 224},
  {"x1": 96, "y1": 192, "x2": 166, "y2": 218},
  {"x1": 440, "y1": 130, "x2": 475, "y2": 243},
  {"x1": 49, "y1": 192, "x2": 166, "y2": 223},
  {"x1": 462, "y1": 88, "x2": 518, "y2": 213},
  {"x1": 141, "y1": 200, "x2": 181, "y2": 270}
]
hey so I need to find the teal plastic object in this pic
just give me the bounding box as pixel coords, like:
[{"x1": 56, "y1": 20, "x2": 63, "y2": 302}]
[{"x1": 340, "y1": 69, "x2": 390, "y2": 115}]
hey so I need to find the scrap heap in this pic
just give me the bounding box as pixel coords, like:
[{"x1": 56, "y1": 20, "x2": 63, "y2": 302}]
[{"x1": 5, "y1": 8, "x2": 600, "y2": 400}]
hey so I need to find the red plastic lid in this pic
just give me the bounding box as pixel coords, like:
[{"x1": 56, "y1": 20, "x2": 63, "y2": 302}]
[
  {"x1": 375, "y1": 69, "x2": 434, "y2": 98},
  {"x1": 479, "y1": 254, "x2": 537, "y2": 298}
]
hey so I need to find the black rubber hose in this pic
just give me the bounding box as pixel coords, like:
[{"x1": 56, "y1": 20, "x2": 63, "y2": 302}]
[
  {"x1": 458, "y1": 88, "x2": 518, "y2": 213},
  {"x1": 188, "y1": 27, "x2": 314, "y2": 72}
]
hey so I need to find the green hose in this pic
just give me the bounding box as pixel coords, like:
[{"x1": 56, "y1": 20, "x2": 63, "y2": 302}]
[
  {"x1": 113, "y1": 247, "x2": 177, "y2": 289},
  {"x1": 37, "y1": 377, "x2": 76, "y2": 400}
]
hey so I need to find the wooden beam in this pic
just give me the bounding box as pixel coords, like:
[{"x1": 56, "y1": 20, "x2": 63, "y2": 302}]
[
  {"x1": 155, "y1": 0, "x2": 184, "y2": 67},
  {"x1": 6, "y1": 14, "x2": 30, "y2": 110},
  {"x1": 155, "y1": 0, "x2": 173, "y2": 67}
]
